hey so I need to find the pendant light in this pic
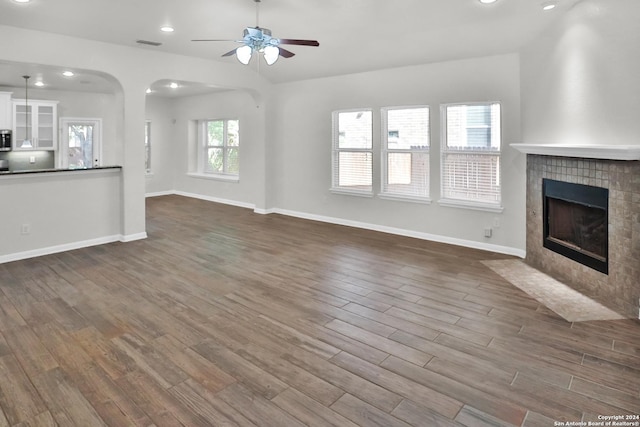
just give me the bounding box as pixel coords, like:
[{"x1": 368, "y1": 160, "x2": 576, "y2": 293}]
[{"x1": 21, "y1": 75, "x2": 32, "y2": 148}]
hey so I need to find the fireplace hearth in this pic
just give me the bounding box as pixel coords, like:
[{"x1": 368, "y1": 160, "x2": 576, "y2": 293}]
[{"x1": 543, "y1": 179, "x2": 608, "y2": 274}]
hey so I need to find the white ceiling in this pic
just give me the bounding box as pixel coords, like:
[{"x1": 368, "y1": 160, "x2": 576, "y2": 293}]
[{"x1": 0, "y1": 0, "x2": 581, "y2": 95}]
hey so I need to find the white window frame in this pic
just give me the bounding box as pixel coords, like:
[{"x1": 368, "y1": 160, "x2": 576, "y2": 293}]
[
  {"x1": 439, "y1": 102, "x2": 503, "y2": 213},
  {"x1": 330, "y1": 109, "x2": 373, "y2": 197},
  {"x1": 194, "y1": 118, "x2": 240, "y2": 181},
  {"x1": 380, "y1": 106, "x2": 431, "y2": 203}
]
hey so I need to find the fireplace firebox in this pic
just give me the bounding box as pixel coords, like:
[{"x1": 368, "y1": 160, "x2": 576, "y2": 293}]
[{"x1": 542, "y1": 179, "x2": 608, "y2": 274}]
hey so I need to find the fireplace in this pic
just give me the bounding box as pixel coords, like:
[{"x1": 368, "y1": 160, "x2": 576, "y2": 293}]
[{"x1": 542, "y1": 178, "x2": 608, "y2": 274}]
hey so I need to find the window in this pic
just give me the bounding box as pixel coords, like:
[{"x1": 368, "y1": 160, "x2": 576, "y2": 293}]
[
  {"x1": 58, "y1": 118, "x2": 101, "y2": 169},
  {"x1": 200, "y1": 119, "x2": 239, "y2": 177},
  {"x1": 381, "y1": 107, "x2": 430, "y2": 200},
  {"x1": 145, "y1": 120, "x2": 151, "y2": 173},
  {"x1": 331, "y1": 110, "x2": 373, "y2": 195},
  {"x1": 441, "y1": 102, "x2": 501, "y2": 208}
]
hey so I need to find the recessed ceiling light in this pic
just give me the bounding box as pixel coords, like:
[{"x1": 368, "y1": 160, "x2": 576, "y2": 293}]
[
  {"x1": 14, "y1": 0, "x2": 30, "y2": 3},
  {"x1": 34, "y1": 81, "x2": 44, "y2": 87},
  {"x1": 146, "y1": 88, "x2": 152, "y2": 94},
  {"x1": 479, "y1": 0, "x2": 498, "y2": 4},
  {"x1": 160, "y1": 26, "x2": 175, "y2": 33},
  {"x1": 169, "y1": 82, "x2": 178, "y2": 89},
  {"x1": 62, "y1": 71, "x2": 74, "y2": 77},
  {"x1": 542, "y1": 1, "x2": 557, "y2": 10}
]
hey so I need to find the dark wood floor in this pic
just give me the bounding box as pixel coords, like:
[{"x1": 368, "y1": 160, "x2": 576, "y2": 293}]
[{"x1": 0, "y1": 195, "x2": 638, "y2": 427}]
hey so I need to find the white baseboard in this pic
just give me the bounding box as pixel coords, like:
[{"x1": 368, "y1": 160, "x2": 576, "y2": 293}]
[
  {"x1": 145, "y1": 190, "x2": 174, "y2": 198},
  {"x1": 271, "y1": 208, "x2": 526, "y2": 258},
  {"x1": 172, "y1": 190, "x2": 256, "y2": 210},
  {"x1": 0, "y1": 233, "x2": 149, "y2": 264},
  {"x1": 120, "y1": 232, "x2": 148, "y2": 243},
  {"x1": 0, "y1": 235, "x2": 123, "y2": 264}
]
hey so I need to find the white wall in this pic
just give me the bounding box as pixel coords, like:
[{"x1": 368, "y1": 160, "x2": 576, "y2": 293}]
[
  {"x1": 170, "y1": 90, "x2": 268, "y2": 210},
  {"x1": 0, "y1": 169, "x2": 122, "y2": 261},
  {"x1": 521, "y1": 0, "x2": 640, "y2": 146},
  {"x1": 145, "y1": 96, "x2": 175, "y2": 195},
  {"x1": 270, "y1": 54, "x2": 525, "y2": 254}
]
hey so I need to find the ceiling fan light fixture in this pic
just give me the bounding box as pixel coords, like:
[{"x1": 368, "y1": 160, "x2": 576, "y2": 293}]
[
  {"x1": 236, "y1": 45, "x2": 253, "y2": 65},
  {"x1": 263, "y1": 45, "x2": 279, "y2": 65}
]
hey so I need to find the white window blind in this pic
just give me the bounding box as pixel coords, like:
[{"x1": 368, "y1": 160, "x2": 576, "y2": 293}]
[
  {"x1": 332, "y1": 110, "x2": 373, "y2": 194},
  {"x1": 382, "y1": 107, "x2": 430, "y2": 200},
  {"x1": 200, "y1": 119, "x2": 239, "y2": 176},
  {"x1": 442, "y1": 103, "x2": 501, "y2": 205}
]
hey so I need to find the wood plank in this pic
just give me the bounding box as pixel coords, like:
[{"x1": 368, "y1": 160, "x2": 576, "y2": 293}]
[
  {"x1": 272, "y1": 387, "x2": 357, "y2": 427},
  {"x1": 324, "y1": 319, "x2": 432, "y2": 366},
  {"x1": 0, "y1": 355, "x2": 48, "y2": 425},
  {"x1": 569, "y1": 376, "x2": 640, "y2": 413},
  {"x1": 11, "y1": 411, "x2": 56, "y2": 427},
  {"x1": 330, "y1": 350, "x2": 463, "y2": 418},
  {"x1": 330, "y1": 393, "x2": 412, "y2": 427},
  {"x1": 168, "y1": 381, "x2": 252, "y2": 426},
  {"x1": 215, "y1": 382, "x2": 306, "y2": 427},
  {"x1": 32, "y1": 368, "x2": 108, "y2": 427},
  {"x1": 381, "y1": 356, "x2": 528, "y2": 426},
  {"x1": 191, "y1": 339, "x2": 289, "y2": 400},
  {"x1": 2, "y1": 326, "x2": 58, "y2": 377},
  {"x1": 151, "y1": 334, "x2": 236, "y2": 393},
  {"x1": 454, "y1": 405, "x2": 518, "y2": 427},
  {"x1": 283, "y1": 350, "x2": 404, "y2": 413},
  {"x1": 342, "y1": 302, "x2": 441, "y2": 340},
  {"x1": 391, "y1": 399, "x2": 464, "y2": 427},
  {"x1": 236, "y1": 344, "x2": 344, "y2": 406}
]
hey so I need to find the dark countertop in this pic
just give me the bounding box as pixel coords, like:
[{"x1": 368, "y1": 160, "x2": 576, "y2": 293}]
[{"x1": 0, "y1": 166, "x2": 122, "y2": 176}]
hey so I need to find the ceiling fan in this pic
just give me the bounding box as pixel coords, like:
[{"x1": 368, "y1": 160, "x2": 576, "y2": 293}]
[{"x1": 191, "y1": 0, "x2": 319, "y2": 66}]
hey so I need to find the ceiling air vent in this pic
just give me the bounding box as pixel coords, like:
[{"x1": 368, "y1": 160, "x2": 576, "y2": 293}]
[{"x1": 136, "y1": 40, "x2": 162, "y2": 47}]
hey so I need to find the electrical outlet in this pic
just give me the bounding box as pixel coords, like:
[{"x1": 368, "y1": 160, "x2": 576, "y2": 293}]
[
  {"x1": 484, "y1": 227, "x2": 492, "y2": 238},
  {"x1": 29, "y1": 156, "x2": 36, "y2": 164},
  {"x1": 20, "y1": 224, "x2": 31, "y2": 235},
  {"x1": 493, "y1": 217, "x2": 501, "y2": 228}
]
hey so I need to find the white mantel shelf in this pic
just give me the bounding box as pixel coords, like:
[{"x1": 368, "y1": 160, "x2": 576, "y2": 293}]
[{"x1": 511, "y1": 143, "x2": 640, "y2": 161}]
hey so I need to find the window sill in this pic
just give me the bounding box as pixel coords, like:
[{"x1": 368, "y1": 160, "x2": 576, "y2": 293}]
[
  {"x1": 187, "y1": 172, "x2": 239, "y2": 183},
  {"x1": 378, "y1": 193, "x2": 431, "y2": 204},
  {"x1": 329, "y1": 188, "x2": 373, "y2": 198},
  {"x1": 438, "y1": 198, "x2": 503, "y2": 213}
]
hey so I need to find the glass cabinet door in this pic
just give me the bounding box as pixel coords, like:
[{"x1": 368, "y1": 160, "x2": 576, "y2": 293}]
[
  {"x1": 37, "y1": 105, "x2": 55, "y2": 149},
  {"x1": 14, "y1": 104, "x2": 31, "y2": 147}
]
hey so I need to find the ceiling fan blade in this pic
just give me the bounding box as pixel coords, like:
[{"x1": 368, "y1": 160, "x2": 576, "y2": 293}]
[
  {"x1": 222, "y1": 49, "x2": 237, "y2": 57},
  {"x1": 278, "y1": 39, "x2": 319, "y2": 47},
  {"x1": 191, "y1": 39, "x2": 237, "y2": 42},
  {"x1": 278, "y1": 47, "x2": 296, "y2": 58}
]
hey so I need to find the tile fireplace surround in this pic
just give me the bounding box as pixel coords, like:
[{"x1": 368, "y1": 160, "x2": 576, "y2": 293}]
[{"x1": 512, "y1": 144, "x2": 640, "y2": 319}]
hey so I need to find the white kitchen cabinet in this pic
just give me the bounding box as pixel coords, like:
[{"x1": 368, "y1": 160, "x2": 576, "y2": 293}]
[
  {"x1": 12, "y1": 99, "x2": 59, "y2": 150},
  {"x1": 0, "y1": 92, "x2": 12, "y2": 130}
]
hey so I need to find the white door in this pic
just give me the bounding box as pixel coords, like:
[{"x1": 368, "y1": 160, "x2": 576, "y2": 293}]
[{"x1": 59, "y1": 118, "x2": 102, "y2": 169}]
